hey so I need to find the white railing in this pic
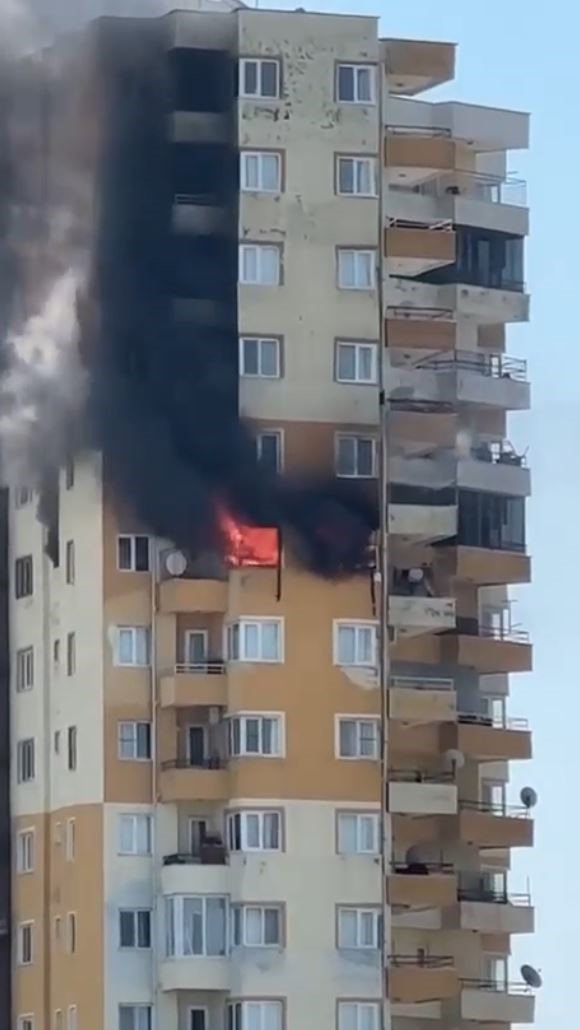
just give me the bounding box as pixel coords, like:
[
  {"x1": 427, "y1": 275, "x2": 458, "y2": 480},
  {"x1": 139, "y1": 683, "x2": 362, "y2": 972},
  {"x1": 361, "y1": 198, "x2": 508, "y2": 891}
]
[
  {"x1": 391, "y1": 675, "x2": 454, "y2": 692},
  {"x1": 391, "y1": 171, "x2": 527, "y2": 208},
  {"x1": 175, "y1": 661, "x2": 226, "y2": 675}
]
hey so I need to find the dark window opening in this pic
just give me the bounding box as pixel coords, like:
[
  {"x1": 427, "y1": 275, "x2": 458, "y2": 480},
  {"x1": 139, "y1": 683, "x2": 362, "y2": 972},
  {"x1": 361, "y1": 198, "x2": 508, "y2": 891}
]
[
  {"x1": 168, "y1": 48, "x2": 234, "y2": 113},
  {"x1": 416, "y1": 226, "x2": 524, "y2": 293},
  {"x1": 171, "y1": 142, "x2": 236, "y2": 204},
  {"x1": 457, "y1": 490, "x2": 525, "y2": 552}
]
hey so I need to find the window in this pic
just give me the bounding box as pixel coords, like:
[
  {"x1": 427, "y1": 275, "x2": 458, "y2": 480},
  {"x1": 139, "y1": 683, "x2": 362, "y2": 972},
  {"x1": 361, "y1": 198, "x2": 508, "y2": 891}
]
[
  {"x1": 54, "y1": 1012, "x2": 63, "y2": 1030},
  {"x1": 65, "y1": 540, "x2": 75, "y2": 584},
  {"x1": 337, "y1": 812, "x2": 380, "y2": 855},
  {"x1": 239, "y1": 244, "x2": 281, "y2": 286},
  {"x1": 337, "y1": 156, "x2": 377, "y2": 196},
  {"x1": 54, "y1": 731, "x2": 61, "y2": 755},
  {"x1": 240, "y1": 58, "x2": 280, "y2": 99},
  {"x1": 16, "y1": 829, "x2": 35, "y2": 873},
  {"x1": 66, "y1": 633, "x2": 76, "y2": 676},
  {"x1": 118, "y1": 722, "x2": 152, "y2": 761},
  {"x1": 65, "y1": 458, "x2": 75, "y2": 489},
  {"x1": 67, "y1": 912, "x2": 77, "y2": 954},
  {"x1": 67, "y1": 1007, "x2": 77, "y2": 1030},
  {"x1": 65, "y1": 819, "x2": 76, "y2": 862},
  {"x1": 165, "y1": 895, "x2": 227, "y2": 958},
  {"x1": 226, "y1": 619, "x2": 283, "y2": 663},
  {"x1": 189, "y1": 1011, "x2": 207, "y2": 1030},
  {"x1": 54, "y1": 822, "x2": 62, "y2": 846},
  {"x1": 335, "y1": 435, "x2": 377, "y2": 478},
  {"x1": 256, "y1": 430, "x2": 283, "y2": 473},
  {"x1": 117, "y1": 535, "x2": 150, "y2": 572},
  {"x1": 336, "y1": 341, "x2": 378, "y2": 384},
  {"x1": 17, "y1": 922, "x2": 34, "y2": 965},
  {"x1": 337, "y1": 718, "x2": 379, "y2": 760},
  {"x1": 227, "y1": 810, "x2": 282, "y2": 852},
  {"x1": 15, "y1": 556, "x2": 33, "y2": 598},
  {"x1": 119, "y1": 909, "x2": 151, "y2": 949},
  {"x1": 228, "y1": 715, "x2": 283, "y2": 757},
  {"x1": 184, "y1": 630, "x2": 208, "y2": 666},
  {"x1": 15, "y1": 486, "x2": 32, "y2": 508},
  {"x1": 338, "y1": 1001, "x2": 380, "y2": 1030},
  {"x1": 115, "y1": 627, "x2": 151, "y2": 667},
  {"x1": 338, "y1": 907, "x2": 380, "y2": 949},
  {"x1": 241, "y1": 151, "x2": 282, "y2": 192},
  {"x1": 240, "y1": 336, "x2": 281, "y2": 378},
  {"x1": 118, "y1": 1006, "x2": 152, "y2": 1030},
  {"x1": 228, "y1": 1001, "x2": 283, "y2": 1030},
  {"x1": 334, "y1": 621, "x2": 377, "y2": 666},
  {"x1": 54, "y1": 916, "x2": 62, "y2": 943},
  {"x1": 118, "y1": 814, "x2": 152, "y2": 855},
  {"x1": 337, "y1": 63, "x2": 375, "y2": 104},
  {"x1": 337, "y1": 248, "x2": 375, "y2": 290},
  {"x1": 16, "y1": 647, "x2": 34, "y2": 692},
  {"x1": 231, "y1": 904, "x2": 282, "y2": 947},
  {"x1": 67, "y1": 727, "x2": 77, "y2": 771},
  {"x1": 53, "y1": 639, "x2": 60, "y2": 666},
  {"x1": 17, "y1": 738, "x2": 35, "y2": 782},
  {"x1": 17, "y1": 1017, "x2": 35, "y2": 1030}
]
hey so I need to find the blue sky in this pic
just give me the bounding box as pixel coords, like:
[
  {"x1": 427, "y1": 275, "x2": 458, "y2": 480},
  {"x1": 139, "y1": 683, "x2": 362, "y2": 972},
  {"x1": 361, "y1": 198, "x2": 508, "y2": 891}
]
[{"x1": 263, "y1": 1, "x2": 571, "y2": 1025}]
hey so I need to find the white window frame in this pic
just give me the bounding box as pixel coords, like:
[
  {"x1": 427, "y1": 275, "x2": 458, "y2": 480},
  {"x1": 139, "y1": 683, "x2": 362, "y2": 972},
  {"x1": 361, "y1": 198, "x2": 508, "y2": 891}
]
[
  {"x1": 15, "y1": 555, "x2": 33, "y2": 598},
  {"x1": 165, "y1": 894, "x2": 228, "y2": 958},
  {"x1": 333, "y1": 620, "x2": 378, "y2": 668},
  {"x1": 118, "y1": 1005, "x2": 152, "y2": 1030},
  {"x1": 67, "y1": 1007, "x2": 77, "y2": 1030},
  {"x1": 66, "y1": 632, "x2": 76, "y2": 677},
  {"x1": 239, "y1": 244, "x2": 282, "y2": 286},
  {"x1": 240, "y1": 336, "x2": 282, "y2": 379},
  {"x1": 17, "y1": 738, "x2": 35, "y2": 783},
  {"x1": 336, "y1": 717, "x2": 380, "y2": 761},
  {"x1": 16, "y1": 828, "x2": 35, "y2": 873},
  {"x1": 119, "y1": 908, "x2": 152, "y2": 950},
  {"x1": 228, "y1": 713, "x2": 285, "y2": 758},
  {"x1": 17, "y1": 921, "x2": 34, "y2": 965},
  {"x1": 189, "y1": 1009, "x2": 208, "y2": 1030},
  {"x1": 240, "y1": 151, "x2": 282, "y2": 193},
  {"x1": 67, "y1": 911, "x2": 77, "y2": 954},
  {"x1": 228, "y1": 1001, "x2": 283, "y2": 1030},
  {"x1": 336, "y1": 155, "x2": 377, "y2": 197},
  {"x1": 226, "y1": 618, "x2": 284, "y2": 663},
  {"x1": 67, "y1": 726, "x2": 77, "y2": 772},
  {"x1": 336, "y1": 63, "x2": 376, "y2": 105},
  {"x1": 337, "y1": 811, "x2": 380, "y2": 855},
  {"x1": 65, "y1": 818, "x2": 76, "y2": 862},
  {"x1": 117, "y1": 534, "x2": 150, "y2": 572},
  {"x1": 118, "y1": 814, "x2": 153, "y2": 856},
  {"x1": 256, "y1": 429, "x2": 283, "y2": 473},
  {"x1": 335, "y1": 434, "x2": 377, "y2": 478},
  {"x1": 231, "y1": 903, "x2": 283, "y2": 948},
  {"x1": 54, "y1": 1012, "x2": 63, "y2": 1030},
  {"x1": 337, "y1": 906, "x2": 381, "y2": 949},
  {"x1": 118, "y1": 721, "x2": 152, "y2": 761},
  {"x1": 16, "y1": 646, "x2": 34, "y2": 692},
  {"x1": 65, "y1": 540, "x2": 75, "y2": 585},
  {"x1": 17, "y1": 1017, "x2": 35, "y2": 1030},
  {"x1": 335, "y1": 340, "x2": 378, "y2": 385},
  {"x1": 227, "y1": 809, "x2": 283, "y2": 853},
  {"x1": 337, "y1": 248, "x2": 376, "y2": 290},
  {"x1": 114, "y1": 626, "x2": 151, "y2": 668},
  {"x1": 240, "y1": 57, "x2": 281, "y2": 100},
  {"x1": 338, "y1": 1001, "x2": 381, "y2": 1030}
]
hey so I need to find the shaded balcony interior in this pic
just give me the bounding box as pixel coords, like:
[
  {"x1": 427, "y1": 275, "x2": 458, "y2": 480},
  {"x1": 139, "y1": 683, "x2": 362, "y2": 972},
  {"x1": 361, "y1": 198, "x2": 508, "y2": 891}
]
[{"x1": 414, "y1": 225, "x2": 525, "y2": 293}]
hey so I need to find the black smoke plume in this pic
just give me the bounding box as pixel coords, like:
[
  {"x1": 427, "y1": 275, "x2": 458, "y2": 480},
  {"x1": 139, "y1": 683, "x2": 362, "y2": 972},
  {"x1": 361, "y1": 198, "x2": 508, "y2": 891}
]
[{"x1": 0, "y1": 14, "x2": 378, "y2": 578}]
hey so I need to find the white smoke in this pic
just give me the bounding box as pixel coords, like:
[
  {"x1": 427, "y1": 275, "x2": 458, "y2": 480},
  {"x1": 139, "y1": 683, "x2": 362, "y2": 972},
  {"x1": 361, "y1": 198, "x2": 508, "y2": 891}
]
[{"x1": 0, "y1": 271, "x2": 86, "y2": 486}]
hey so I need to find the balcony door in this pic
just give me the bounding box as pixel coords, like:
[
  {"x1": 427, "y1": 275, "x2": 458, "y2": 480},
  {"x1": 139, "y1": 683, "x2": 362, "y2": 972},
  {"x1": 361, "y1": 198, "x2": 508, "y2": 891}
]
[
  {"x1": 187, "y1": 725, "x2": 207, "y2": 767},
  {"x1": 189, "y1": 1008, "x2": 207, "y2": 1030},
  {"x1": 184, "y1": 630, "x2": 208, "y2": 668}
]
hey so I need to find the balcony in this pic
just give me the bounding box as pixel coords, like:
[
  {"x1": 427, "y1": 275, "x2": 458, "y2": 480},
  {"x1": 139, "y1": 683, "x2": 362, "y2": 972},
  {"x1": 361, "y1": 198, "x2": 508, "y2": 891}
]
[
  {"x1": 440, "y1": 622, "x2": 532, "y2": 674},
  {"x1": 388, "y1": 170, "x2": 528, "y2": 236},
  {"x1": 452, "y1": 885, "x2": 535, "y2": 934},
  {"x1": 381, "y1": 38, "x2": 456, "y2": 95},
  {"x1": 389, "y1": 446, "x2": 531, "y2": 498},
  {"x1": 385, "y1": 130, "x2": 460, "y2": 184},
  {"x1": 159, "y1": 577, "x2": 228, "y2": 614},
  {"x1": 455, "y1": 800, "x2": 534, "y2": 848},
  {"x1": 385, "y1": 220, "x2": 456, "y2": 277},
  {"x1": 388, "y1": 409, "x2": 458, "y2": 454},
  {"x1": 159, "y1": 759, "x2": 229, "y2": 803},
  {"x1": 388, "y1": 771, "x2": 457, "y2": 816},
  {"x1": 389, "y1": 503, "x2": 457, "y2": 543},
  {"x1": 389, "y1": 677, "x2": 456, "y2": 723},
  {"x1": 460, "y1": 981, "x2": 535, "y2": 1024},
  {"x1": 388, "y1": 864, "x2": 457, "y2": 909},
  {"x1": 388, "y1": 955, "x2": 459, "y2": 1004},
  {"x1": 386, "y1": 275, "x2": 530, "y2": 324},
  {"x1": 160, "y1": 662, "x2": 227, "y2": 708},
  {"x1": 161, "y1": 855, "x2": 228, "y2": 896},
  {"x1": 389, "y1": 569, "x2": 456, "y2": 637},
  {"x1": 386, "y1": 312, "x2": 457, "y2": 352},
  {"x1": 442, "y1": 713, "x2": 532, "y2": 762},
  {"x1": 160, "y1": 955, "x2": 230, "y2": 993},
  {"x1": 442, "y1": 544, "x2": 531, "y2": 587},
  {"x1": 387, "y1": 349, "x2": 530, "y2": 411}
]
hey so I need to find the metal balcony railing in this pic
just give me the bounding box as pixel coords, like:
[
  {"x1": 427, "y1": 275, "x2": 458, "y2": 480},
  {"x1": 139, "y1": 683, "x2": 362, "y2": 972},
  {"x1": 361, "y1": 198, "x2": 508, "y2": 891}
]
[
  {"x1": 389, "y1": 953, "x2": 455, "y2": 968},
  {"x1": 389, "y1": 769, "x2": 455, "y2": 784},
  {"x1": 461, "y1": 978, "x2": 534, "y2": 995},
  {"x1": 460, "y1": 799, "x2": 531, "y2": 819},
  {"x1": 457, "y1": 886, "x2": 531, "y2": 906},
  {"x1": 454, "y1": 617, "x2": 530, "y2": 644},
  {"x1": 163, "y1": 840, "x2": 227, "y2": 866},
  {"x1": 387, "y1": 124, "x2": 453, "y2": 139},
  {"x1": 414, "y1": 349, "x2": 527, "y2": 382},
  {"x1": 391, "y1": 675, "x2": 454, "y2": 692},
  {"x1": 175, "y1": 661, "x2": 226, "y2": 675},
  {"x1": 392, "y1": 861, "x2": 455, "y2": 875},
  {"x1": 161, "y1": 757, "x2": 226, "y2": 771},
  {"x1": 392, "y1": 170, "x2": 527, "y2": 207},
  {"x1": 457, "y1": 711, "x2": 529, "y2": 731}
]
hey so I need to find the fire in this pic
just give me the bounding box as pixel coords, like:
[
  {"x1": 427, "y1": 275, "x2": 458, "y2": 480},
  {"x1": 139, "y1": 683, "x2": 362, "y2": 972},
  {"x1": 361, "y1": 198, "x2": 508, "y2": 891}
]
[{"x1": 219, "y1": 509, "x2": 280, "y2": 568}]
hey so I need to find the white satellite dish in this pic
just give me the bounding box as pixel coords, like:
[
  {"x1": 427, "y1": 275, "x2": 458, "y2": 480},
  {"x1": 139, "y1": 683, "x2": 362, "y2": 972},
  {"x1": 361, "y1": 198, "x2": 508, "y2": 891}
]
[
  {"x1": 444, "y1": 748, "x2": 465, "y2": 771},
  {"x1": 520, "y1": 786, "x2": 538, "y2": 809},
  {"x1": 521, "y1": 965, "x2": 542, "y2": 989},
  {"x1": 165, "y1": 550, "x2": 187, "y2": 577}
]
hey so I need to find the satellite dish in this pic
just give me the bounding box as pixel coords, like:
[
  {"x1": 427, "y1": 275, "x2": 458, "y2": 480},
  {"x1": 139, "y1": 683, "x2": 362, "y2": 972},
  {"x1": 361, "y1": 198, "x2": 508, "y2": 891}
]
[
  {"x1": 521, "y1": 965, "x2": 542, "y2": 989},
  {"x1": 444, "y1": 748, "x2": 465, "y2": 771},
  {"x1": 165, "y1": 550, "x2": 187, "y2": 577},
  {"x1": 520, "y1": 786, "x2": 538, "y2": 809}
]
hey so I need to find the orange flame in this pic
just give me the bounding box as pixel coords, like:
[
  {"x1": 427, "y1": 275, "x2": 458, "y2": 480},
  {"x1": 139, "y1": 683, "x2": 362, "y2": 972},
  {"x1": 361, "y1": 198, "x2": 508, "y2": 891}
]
[{"x1": 219, "y1": 509, "x2": 280, "y2": 568}]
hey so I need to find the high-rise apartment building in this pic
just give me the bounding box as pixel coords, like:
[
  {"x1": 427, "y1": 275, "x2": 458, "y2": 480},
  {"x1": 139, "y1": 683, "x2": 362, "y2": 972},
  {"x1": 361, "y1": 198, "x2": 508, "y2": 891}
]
[{"x1": 4, "y1": 5, "x2": 534, "y2": 1030}]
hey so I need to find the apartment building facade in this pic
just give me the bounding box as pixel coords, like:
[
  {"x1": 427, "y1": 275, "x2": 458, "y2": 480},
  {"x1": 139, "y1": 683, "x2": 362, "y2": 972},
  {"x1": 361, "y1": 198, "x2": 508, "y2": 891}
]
[{"x1": 7, "y1": 6, "x2": 534, "y2": 1030}]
